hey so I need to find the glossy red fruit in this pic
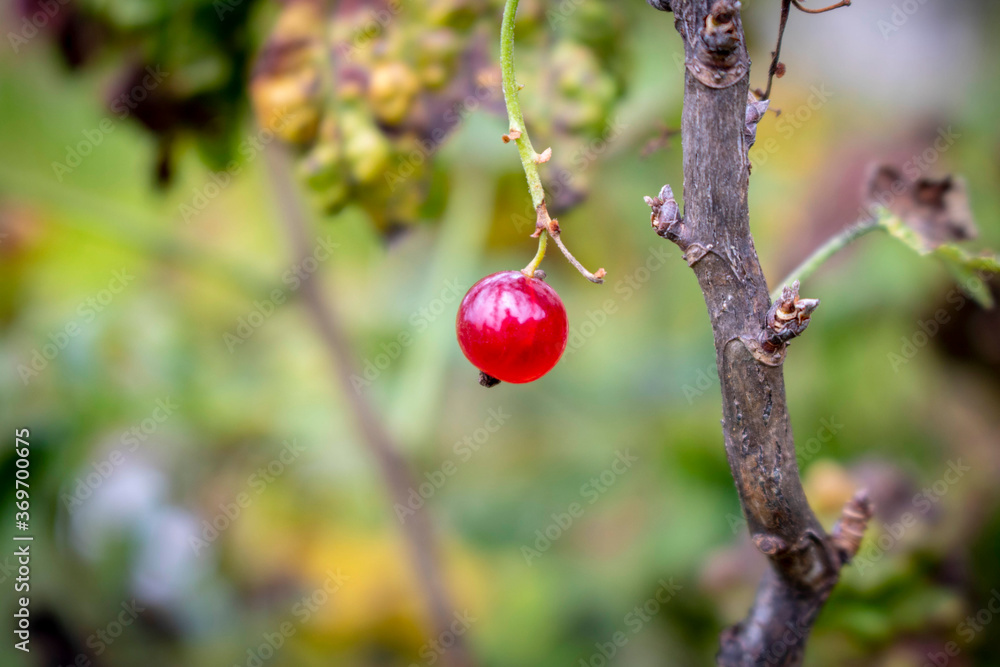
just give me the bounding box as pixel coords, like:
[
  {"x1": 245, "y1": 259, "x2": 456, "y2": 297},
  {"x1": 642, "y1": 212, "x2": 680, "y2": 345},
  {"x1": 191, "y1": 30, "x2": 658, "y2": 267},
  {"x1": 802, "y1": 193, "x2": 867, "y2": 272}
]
[{"x1": 456, "y1": 271, "x2": 568, "y2": 384}]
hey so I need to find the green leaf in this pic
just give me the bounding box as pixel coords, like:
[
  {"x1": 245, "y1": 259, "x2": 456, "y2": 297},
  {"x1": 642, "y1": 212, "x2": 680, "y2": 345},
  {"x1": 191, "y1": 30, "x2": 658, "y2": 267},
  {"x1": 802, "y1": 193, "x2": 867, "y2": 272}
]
[{"x1": 878, "y1": 210, "x2": 1000, "y2": 308}]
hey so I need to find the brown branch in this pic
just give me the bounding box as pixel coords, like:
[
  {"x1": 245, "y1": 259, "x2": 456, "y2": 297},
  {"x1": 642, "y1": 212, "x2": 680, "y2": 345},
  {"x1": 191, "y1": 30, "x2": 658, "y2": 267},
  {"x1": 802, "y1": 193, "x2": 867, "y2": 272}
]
[
  {"x1": 761, "y1": 0, "x2": 792, "y2": 100},
  {"x1": 263, "y1": 143, "x2": 475, "y2": 667},
  {"x1": 645, "y1": 2, "x2": 872, "y2": 665}
]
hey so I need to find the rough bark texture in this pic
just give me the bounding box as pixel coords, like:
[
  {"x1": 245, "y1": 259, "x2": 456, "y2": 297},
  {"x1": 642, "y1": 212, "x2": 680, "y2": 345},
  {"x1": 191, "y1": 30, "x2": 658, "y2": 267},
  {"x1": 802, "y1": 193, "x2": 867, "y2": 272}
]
[{"x1": 644, "y1": 2, "x2": 873, "y2": 665}]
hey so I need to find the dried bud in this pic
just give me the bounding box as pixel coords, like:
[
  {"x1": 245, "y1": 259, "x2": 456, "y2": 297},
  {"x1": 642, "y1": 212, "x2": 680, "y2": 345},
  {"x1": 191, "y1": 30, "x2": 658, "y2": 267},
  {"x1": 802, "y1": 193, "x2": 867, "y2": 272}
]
[
  {"x1": 763, "y1": 281, "x2": 819, "y2": 348},
  {"x1": 703, "y1": 0, "x2": 740, "y2": 53},
  {"x1": 744, "y1": 96, "x2": 770, "y2": 158},
  {"x1": 831, "y1": 489, "x2": 874, "y2": 562},
  {"x1": 644, "y1": 184, "x2": 685, "y2": 243},
  {"x1": 478, "y1": 371, "x2": 501, "y2": 388}
]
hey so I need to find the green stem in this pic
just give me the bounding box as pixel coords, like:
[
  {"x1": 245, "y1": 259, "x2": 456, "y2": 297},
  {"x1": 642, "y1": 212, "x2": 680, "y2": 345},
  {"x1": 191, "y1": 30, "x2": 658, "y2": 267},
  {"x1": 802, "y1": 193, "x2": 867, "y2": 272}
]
[
  {"x1": 522, "y1": 231, "x2": 548, "y2": 275},
  {"x1": 501, "y1": 0, "x2": 605, "y2": 284},
  {"x1": 771, "y1": 218, "x2": 883, "y2": 301},
  {"x1": 501, "y1": 0, "x2": 546, "y2": 211}
]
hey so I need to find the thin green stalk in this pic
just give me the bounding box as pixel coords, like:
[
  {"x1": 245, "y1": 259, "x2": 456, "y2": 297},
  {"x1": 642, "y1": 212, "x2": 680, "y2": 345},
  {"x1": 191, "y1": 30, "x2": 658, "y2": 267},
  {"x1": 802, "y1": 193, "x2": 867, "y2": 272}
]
[
  {"x1": 501, "y1": 0, "x2": 546, "y2": 211},
  {"x1": 501, "y1": 0, "x2": 604, "y2": 283},
  {"x1": 502, "y1": 0, "x2": 552, "y2": 276},
  {"x1": 522, "y1": 231, "x2": 548, "y2": 275},
  {"x1": 771, "y1": 218, "x2": 883, "y2": 301}
]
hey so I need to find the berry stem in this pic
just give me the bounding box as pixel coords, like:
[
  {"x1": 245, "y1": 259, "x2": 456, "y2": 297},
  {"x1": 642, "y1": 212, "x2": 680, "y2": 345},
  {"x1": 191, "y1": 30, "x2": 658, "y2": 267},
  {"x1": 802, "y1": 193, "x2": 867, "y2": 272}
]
[
  {"x1": 501, "y1": 0, "x2": 604, "y2": 284},
  {"x1": 501, "y1": 0, "x2": 546, "y2": 211},
  {"x1": 521, "y1": 230, "x2": 548, "y2": 276}
]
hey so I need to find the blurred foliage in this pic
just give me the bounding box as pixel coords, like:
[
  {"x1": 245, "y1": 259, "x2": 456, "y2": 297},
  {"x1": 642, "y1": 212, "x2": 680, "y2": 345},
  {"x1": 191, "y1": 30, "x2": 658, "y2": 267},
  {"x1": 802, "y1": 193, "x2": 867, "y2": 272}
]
[{"x1": 2, "y1": 1, "x2": 1000, "y2": 667}]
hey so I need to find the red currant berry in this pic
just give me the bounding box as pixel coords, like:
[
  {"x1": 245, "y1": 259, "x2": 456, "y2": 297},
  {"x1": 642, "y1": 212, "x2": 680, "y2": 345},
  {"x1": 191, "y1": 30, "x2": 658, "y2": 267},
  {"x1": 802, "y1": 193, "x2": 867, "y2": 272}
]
[{"x1": 456, "y1": 271, "x2": 568, "y2": 384}]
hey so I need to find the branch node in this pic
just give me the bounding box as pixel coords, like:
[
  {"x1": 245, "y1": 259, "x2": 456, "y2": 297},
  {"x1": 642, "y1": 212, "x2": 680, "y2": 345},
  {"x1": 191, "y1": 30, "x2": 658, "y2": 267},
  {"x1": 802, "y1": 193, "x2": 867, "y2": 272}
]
[
  {"x1": 683, "y1": 243, "x2": 712, "y2": 267},
  {"x1": 534, "y1": 147, "x2": 552, "y2": 164},
  {"x1": 761, "y1": 280, "x2": 819, "y2": 350},
  {"x1": 741, "y1": 335, "x2": 787, "y2": 367},
  {"x1": 680, "y1": 0, "x2": 749, "y2": 89},
  {"x1": 753, "y1": 533, "x2": 791, "y2": 556},
  {"x1": 530, "y1": 203, "x2": 550, "y2": 238},
  {"x1": 745, "y1": 96, "x2": 770, "y2": 169},
  {"x1": 645, "y1": 184, "x2": 688, "y2": 246}
]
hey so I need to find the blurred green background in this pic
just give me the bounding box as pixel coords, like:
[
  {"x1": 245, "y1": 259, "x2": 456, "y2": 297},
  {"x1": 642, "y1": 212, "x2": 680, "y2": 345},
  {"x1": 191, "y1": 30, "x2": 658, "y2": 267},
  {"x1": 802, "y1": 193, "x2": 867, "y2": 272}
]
[{"x1": 2, "y1": 0, "x2": 1000, "y2": 666}]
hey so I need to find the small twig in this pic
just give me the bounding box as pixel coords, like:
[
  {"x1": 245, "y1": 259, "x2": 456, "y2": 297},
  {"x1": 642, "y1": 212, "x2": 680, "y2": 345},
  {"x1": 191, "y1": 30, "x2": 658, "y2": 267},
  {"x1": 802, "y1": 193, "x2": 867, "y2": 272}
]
[
  {"x1": 759, "y1": 0, "x2": 792, "y2": 100},
  {"x1": 548, "y1": 222, "x2": 606, "y2": 284},
  {"x1": 759, "y1": 0, "x2": 852, "y2": 99},
  {"x1": 831, "y1": 489, "x2": 874, "y2": 562},
  {"x1": 791, "y1": 0, "x2": 851, "y2": 14}
]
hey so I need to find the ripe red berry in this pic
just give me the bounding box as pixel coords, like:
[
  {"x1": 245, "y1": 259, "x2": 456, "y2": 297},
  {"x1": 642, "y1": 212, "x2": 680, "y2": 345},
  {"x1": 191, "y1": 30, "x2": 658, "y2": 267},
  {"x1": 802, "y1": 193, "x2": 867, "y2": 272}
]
[{"x1": 456, "y1": 271, "x2": 568, "y2": 384}]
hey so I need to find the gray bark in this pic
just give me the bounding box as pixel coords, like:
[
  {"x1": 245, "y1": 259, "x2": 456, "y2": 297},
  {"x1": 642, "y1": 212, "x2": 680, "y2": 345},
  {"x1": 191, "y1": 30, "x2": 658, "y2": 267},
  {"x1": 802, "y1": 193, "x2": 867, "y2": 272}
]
[{"x1": 643, "y1": 2, "x2": 873, "y2": 665}]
